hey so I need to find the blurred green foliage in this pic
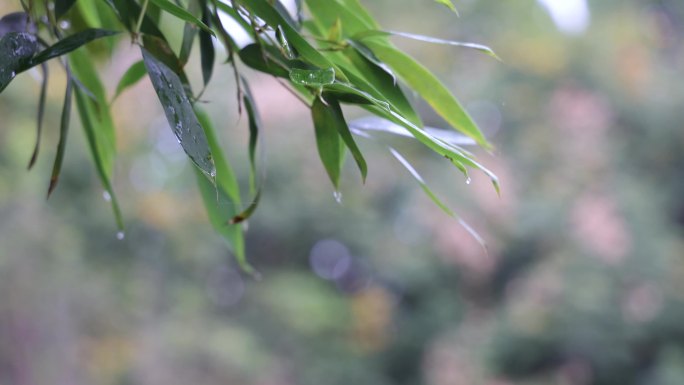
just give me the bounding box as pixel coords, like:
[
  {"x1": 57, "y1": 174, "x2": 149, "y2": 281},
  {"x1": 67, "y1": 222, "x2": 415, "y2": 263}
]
[{"x1": 2, "y1": 1, "x2": 684, "y2": 385}]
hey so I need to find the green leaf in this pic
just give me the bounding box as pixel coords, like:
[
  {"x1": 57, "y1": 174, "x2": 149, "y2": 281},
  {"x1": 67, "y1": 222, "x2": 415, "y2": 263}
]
[
  {"x1": 324, "y1": 97, "x2": 368, "y2": 182},
  {"x1": 388, "y1": 147, "x2": 487, "y2": 248},
  {"x1": 142, "y1": 47, "x2": 215, "y2": 177},
  {"x1": 28, "y1": 29, "x2": 120, "y2": 69},
  {"x1": 55, "y1": 0, "x2": 77, "y2": 19},
  {"x1": 193, "y1": 108, "x2": 253, "y2": 273},
  {"x1": 289, "y1": 67, "x2": 335, "y2": 87},
  {"x1": 230, "y1": 190, "x2": 261, "y2": 225},
  {"x1": 354, "y1": 30, "x2": 499, "y2": 60},
  {"x1": 68, "y1": 49, "x2": 122, "y2": 231},
  {"x1": 433, "y1": 0, "x2": 459, "y2": 16},
  {"x1": 311, "y1": 96, "x2": 344, "y2": 190},
  {"x1": 0, "y1": 32, "x2": 38, "y2": 92},
  {"x1": 199, "y1": 9, "x2": 215, "y2": 86},
  {"x1": 276, "y1": 25, "x2": 297, "y2": 59},
  {"x1": 238, "y1": 43, "x2": 290, "y2": 78},
  {"x1": 112, "y1": 60, "x2": 146, "y2": 101},
  {"x1": 148, "y1": 0, "x2": 214, "y2": 35},
  {"x1": 47, "y1": 74, "x2": 73, "y2": 197},
  {"x1": 362, "y1": 39, "x2": 492, "y2": 150},
  {"x1": 241, "y1": 77, "x2": 261, "y2": 193},
  {"x1": 28, "y1": 63, "x2": 48, "y2": 169},
  {"x1": 328, "y1": 18, "x2": 343, "y2": 42}
]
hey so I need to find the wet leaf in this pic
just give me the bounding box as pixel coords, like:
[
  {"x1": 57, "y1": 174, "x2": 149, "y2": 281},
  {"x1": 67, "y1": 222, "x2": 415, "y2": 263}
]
[
  {"x1": 0, "y1": 32, "x2": 38, "y2": 92},
  {"x1": 193, "y1": 108, "x2": 253, "y2": 273},
  {"x1": 142, "y1": 47, "x2": 215, "y2": 177},
  {"x1": 289, "y1": 67, "x2": 335, "y2": 87},
  {"x1": 149, "y1": 0, "x2": 214, "y2": 35},
  {"x1": 28, "y1": 29, "x2": 120, "y2": 69},
  {"x1": 276, "y1": 25, "x2": 296, "y2": 59},
  {"x1": 355, "y1": 30, "x2": 499, "y2": 60},
  {"x1": 47, "y1": 74, "x2": 73, "y2": 196},
  {"x1": 324, "y1": 97, "x2": 368, "y2": 182},
  {"x1": 362, "y1": 39, "x2": 492, "y2": 150},
  {"x1": 113, "y1": 60, "x2": 146, "y2": 101},
  {"x1": 312, "y1": 96, "x2": 344, "y2": 190}
]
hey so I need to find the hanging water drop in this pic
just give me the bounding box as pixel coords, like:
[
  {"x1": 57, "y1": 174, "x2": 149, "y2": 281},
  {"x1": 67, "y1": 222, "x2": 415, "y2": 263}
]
[
  {"x1": 466, "y1": 177, "x2": 472, "y2": 185},
  {"x1": 333, "y1": 191, "x2": 342, "y2": 204},
  {"x1": 59, "y1": 20, "x2": 71, "y2": 29},
  {"x1": 103, "y1": 191, "x2": 112, "y2": 201},
  {"x1": 116, "y1": 231, "x2": 125, "y2": 240}
]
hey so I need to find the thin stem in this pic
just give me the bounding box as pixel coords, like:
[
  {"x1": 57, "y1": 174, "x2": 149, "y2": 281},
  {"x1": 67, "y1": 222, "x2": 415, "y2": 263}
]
[{"x1": 135, "y1": 0, "x2": 150, "y2": 37}]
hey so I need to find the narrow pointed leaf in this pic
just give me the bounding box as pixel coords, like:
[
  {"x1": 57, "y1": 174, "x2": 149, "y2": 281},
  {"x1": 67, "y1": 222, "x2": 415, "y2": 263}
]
[
  {"x1": 0, "y1": 32, "x2": 38, "y2": 92},
  {"x1": 148, "y1": 0, "x2": 214, "y2": 35},
  {"x1": 319, "y1": 96, "x2": 367, "y2": 182},
  {"x1": 238, "y1": 43, "x2": 290, "y2": 78},
  {"x1": 362, "y1": 39, "x2": 492, "y2": 149},
  {"x1": 178, "y1": 22, "x2": 198, "y2": 67},
  {"x1": 230, "y1": 190, "x2": 261, "y2": 224},
  {"x1": 355, "y1": 30, "x2": 499, "y2": 60},
  {"x1": 47, "y1": 75, "x2": 73, "y2": 196},
  {"x1": 142, "y1": 47, "x2": 215, "y2": 177},
  {"x1": 389, "y1": 147, "x2": 487, "y2": 248},
  {"x1": 241, "y1": 78, "x2": 261, "y2": 193},
  {"x1": 28, "y1": 29, "x2": 120, "y2": 69},
  {"x1": 312, "y1": 97, "x2": 344, "y2": 189},
  {"x1": 28, "y1": 62, "x2": 48, "y2": 169},
  {"x1": 193, "y1": 108, "x2": 253, "y2": 273},
  {"x1": 433, "y1": 0, "x2": 459, "y2": 16},
  {"x1": 113, "y1": 60, "x2": 146, "y2": 101},
  {"x1": 199, "y1": 10, "x2": 215, "y2": 86}
]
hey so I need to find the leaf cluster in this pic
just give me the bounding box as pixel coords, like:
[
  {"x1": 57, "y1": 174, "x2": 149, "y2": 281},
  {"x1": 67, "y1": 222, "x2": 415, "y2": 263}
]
[{"x1": 0, "y1": 0, "x2": 498, "y2": 272}]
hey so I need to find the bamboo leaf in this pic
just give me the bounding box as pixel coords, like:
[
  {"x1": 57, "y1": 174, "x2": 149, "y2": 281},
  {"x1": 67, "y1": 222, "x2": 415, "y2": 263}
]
[
  {"x1": 28, "y1": 29, "x2": 120, "y2": 68},
  {"x1": 28, "y1": 62, "x2": 48, "y2": 169},
  {"x1": 354, "y1": 30, "x2": 499, "y2": 60},
  {"x1": 142, "y1": 47, "x2": 215, "y2": 177},
  {"x1": 433, "y1": 0, "x2": 459, "y2": 16},
  {"x1": 55, "y1": 0, "x2": 77, "y2": 19},
  {"x1": 311, "y1": 96, "x2": 344, "y2": 190},
  {"x1": 112, "y1": 60, "x2": 146, "y2": 101},
  {"x1": 0, "y1": 32, "x2": 38, "y2": 92},
  {"x1": 199, "y1": 9, "x2": 215, "y2": 86},
  {"x1": 149, "y1": 0, "x2": 214, "y2": 35},
  {"x1": 47, "y1": 74, "x2": 73, "y2": 196}
]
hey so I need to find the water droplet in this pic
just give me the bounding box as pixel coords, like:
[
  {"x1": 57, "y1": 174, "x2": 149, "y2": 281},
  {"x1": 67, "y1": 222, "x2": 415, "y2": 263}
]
[
  {"x1": 10, "y1": 71, "x2": 16, "y2": 78},
  {"x1": 333, "y1": 191, "x2": 342, "y2": 204},
  {"x1": 59, "y1": 20, "x2": 71, "y2": 29},
  {"x1": 466, "y1": 177, "x2": 472, "y2": 185},
  {"x1": 210, "y1": 167, "x2": 217, "y2": 179},
  {"x1": 102, "y1": 191, "x2": 112, "y2": 201},
  {"x1": 116, "y1": 231, "x2": 125, "y2": 240}
]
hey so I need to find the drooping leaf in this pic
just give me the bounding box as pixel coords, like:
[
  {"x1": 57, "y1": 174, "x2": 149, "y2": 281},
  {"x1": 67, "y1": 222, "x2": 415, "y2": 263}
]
[
  {"x1": 311, "y1": 96, "x2": 344, "y2": 190},
  {"x1": 433, "y1": 0, "x2": 459, "y2": 16},
  {"x1": 322, "y1": 96, "x2": 368, "y2": 182},
  {"x1": 348, "y1": 116, "x2": 476, "y2": 146},
  {"x1": 148, "y1": 0, "x2": 214, "y2": 35},
  {"x1": 68, "y1": 49, "x2": 122, "y2": 230},
  {"x1": 112, "y1": 60, "x2": 146, "y2": 101},
  {"x1": 388, "y1": 147, "x2": 487, "y2": 248},
  {"x1": 178, "y1": 21, "x2": 198, "y2": 67},
  {"x1": 28, "y1": 62, "x2": 48, "y2": 169},
  {"x1": 47, "y1": 74, "x2": 73, "y2": 196},
  {"x1": 142, "y1": 47, "x2": 215, "y2": 177},
  {"x1": 28, "y1": 29, "x2": 120, "y2": 69},
  {"x1": 354, "y1": 30, "x2": 499, "y2": 60},
  {"x1": 0, "y1": 32, "x2": 38, "y2": 92},
  {"x1": 241, "y1": 77, "x2": 261, "y2": 193},
  {"x1": 193, "y1": 107, "x2": 253, "y2": 273},
  {"x1": 362, "y1": 39, "x2": 492, "y2": 150},
  {"x1": 199, "y1": 8, "x2": 215, "y2": 87},
  {"x1": 289, "y1": 67, "x2": 335, "y2": 87},
  {"x1": 55, "y1": 0, "x2": 77, "y2": 19},
  {"x1": 230, "y1": 190, "x2": 261, "y2": 224}
]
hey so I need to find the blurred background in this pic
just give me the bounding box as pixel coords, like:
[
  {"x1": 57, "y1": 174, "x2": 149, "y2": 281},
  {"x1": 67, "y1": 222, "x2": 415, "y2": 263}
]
[{"x1": 2, "y1": 0, "x2": 684, "y2": 384}]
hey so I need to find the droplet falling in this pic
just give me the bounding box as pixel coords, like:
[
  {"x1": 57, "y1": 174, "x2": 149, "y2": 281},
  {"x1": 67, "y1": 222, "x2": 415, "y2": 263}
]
[
  {"x1": 333, "y1": 191, "x2": 342, "y2": 204},
  {"x1": 116, "y1": 231, "x2": 125, "y2": 240},
  {"x1": 466, "y1": 177, "x2": 472, "y2": 185}
]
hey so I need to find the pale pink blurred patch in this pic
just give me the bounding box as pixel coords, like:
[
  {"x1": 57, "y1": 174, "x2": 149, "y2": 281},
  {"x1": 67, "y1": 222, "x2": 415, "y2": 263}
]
[
  {"x1": 250, "y1": 76, "x2": 309, "y2": 127},
  {"x1": 570, "y1": 192, "x2": 632, "y2": 264},
  {"x1": 622, "y1": 282, "x2": 663, "y2": 324}
]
